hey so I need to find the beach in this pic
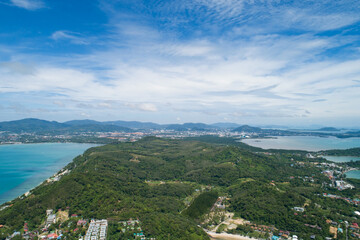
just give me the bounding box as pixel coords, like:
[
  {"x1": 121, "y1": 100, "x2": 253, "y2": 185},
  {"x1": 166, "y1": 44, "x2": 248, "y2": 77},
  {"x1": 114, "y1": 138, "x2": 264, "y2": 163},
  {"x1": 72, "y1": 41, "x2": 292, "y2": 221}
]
[{"x1": 207, "y1": 231, "x2": 256, "y2": 240}]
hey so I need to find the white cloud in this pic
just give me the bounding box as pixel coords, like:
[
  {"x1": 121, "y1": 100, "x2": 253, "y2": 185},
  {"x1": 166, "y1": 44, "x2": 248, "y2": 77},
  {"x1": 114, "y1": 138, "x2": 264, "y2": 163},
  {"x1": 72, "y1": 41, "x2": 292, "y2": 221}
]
[
  {"x1": 97, "y1": 102, "x2": 112, "y2": 108},
  {"x1": 53, "y1": 101, "x2": 65, "y2": 107},
  {"x1": 277, "y1": 8, "x2": 360, "y2": 31},
  {"x1": 2, "y1": 0, "x2": 360, "y2": 125},
  {"x1": 51, "y1": 31, "x2": 89, "y2": 45},
  {"x1": 10, "y1": 0, "x2": 44, "y2": 10},
  {"x1": 125, "y1": 103, "x2": 158, "y2": 112},
  {"x1": 0, "y1": 61, "x2": 35, "y2": 75},
  {"x1": 194, "y1": 0, "x2": 246, "y2": 22},
  {"x1": 169, "y1": 43, "x2": 213, "y2": 57},
  {"x1": 80, "y1": 112, "x2": 91, "y2": 118},
  {"x1": 3, "y1": 30, "x2": 358, "y2": 121},
  {"x1": 173, "y1": 0, "x2": 360, "y2": 32}
]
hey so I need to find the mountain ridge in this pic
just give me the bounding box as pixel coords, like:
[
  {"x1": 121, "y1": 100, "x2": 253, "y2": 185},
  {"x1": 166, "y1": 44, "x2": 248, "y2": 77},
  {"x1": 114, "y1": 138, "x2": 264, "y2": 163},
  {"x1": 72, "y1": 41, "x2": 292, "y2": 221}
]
[{"x1": 0, "y1": 118, "x2": 132, "y2": 133}]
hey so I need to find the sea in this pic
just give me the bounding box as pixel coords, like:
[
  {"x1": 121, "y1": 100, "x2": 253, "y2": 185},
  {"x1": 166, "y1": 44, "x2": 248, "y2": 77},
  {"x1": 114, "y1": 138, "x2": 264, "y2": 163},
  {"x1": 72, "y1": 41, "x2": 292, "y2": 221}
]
[
  {"x1": 322, "y1": 156, "x2": 360, "y2": 180},
  {"x1": 242, "y1": 136, "x2": 360, "y2": 179},
  {"x1": 322, "y1": 156, "x2": 360, "y2": 162},
  {"x1": 241, "y1": 136, "x2": 360, "y2": 151},
  {"x1": 0, "y1": 143, "x2": 98, "y2": 204},
  {"x1": 345, "y1": 170, "x2": 360, "y2": 179}
]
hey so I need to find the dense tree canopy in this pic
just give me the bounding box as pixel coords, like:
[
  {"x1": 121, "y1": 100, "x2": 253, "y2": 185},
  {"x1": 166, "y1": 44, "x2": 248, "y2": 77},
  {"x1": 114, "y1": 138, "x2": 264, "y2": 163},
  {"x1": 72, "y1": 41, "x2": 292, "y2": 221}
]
[{"x1": 0, "y1": 137, "x2": 359, "y2": 239}]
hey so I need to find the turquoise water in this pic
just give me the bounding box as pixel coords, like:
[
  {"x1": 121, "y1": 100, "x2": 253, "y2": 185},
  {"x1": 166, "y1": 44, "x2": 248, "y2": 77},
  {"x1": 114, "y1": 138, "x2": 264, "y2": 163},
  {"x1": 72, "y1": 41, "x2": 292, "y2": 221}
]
[
  {"x1": 323, "y1": 156, "x2": 360, "y2": 180},
  {"x1": 241, "y1": 136, "x2": 360, "y2": 151},
  {"x1": 345, "y1": 170, "x2": 360, "y2": 180},
  {"x1": 0, "y1": 143, "x2": 98, "y2": 204},
  {"x1": 323, "y1": 156, "x2": 360, "y2": 162}
]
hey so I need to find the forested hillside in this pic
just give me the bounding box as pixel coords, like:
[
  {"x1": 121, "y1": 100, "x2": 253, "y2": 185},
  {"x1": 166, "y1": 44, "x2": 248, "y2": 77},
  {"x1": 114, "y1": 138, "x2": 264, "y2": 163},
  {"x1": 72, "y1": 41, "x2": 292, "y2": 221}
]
[{"x1": 0, "y1": 137, "x2": 359, "y2": 239}]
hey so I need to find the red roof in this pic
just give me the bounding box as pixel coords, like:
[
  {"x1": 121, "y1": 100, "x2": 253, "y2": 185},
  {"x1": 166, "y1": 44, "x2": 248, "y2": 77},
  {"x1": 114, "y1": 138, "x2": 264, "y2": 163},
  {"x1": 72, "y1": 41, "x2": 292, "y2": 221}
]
[{"x1": 47, "y1": 233, "x2": 58, "y2": 238}]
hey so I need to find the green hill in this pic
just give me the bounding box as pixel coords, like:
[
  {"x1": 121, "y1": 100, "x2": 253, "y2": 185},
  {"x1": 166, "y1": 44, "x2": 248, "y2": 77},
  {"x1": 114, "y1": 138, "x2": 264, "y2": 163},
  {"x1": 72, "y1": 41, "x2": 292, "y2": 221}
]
[
  {"x1": 0, "y1": 137, "x2": 359, "y2": 239},
  {"x1": 0, "y1": 118, "x2": 132, "y2": 133}
]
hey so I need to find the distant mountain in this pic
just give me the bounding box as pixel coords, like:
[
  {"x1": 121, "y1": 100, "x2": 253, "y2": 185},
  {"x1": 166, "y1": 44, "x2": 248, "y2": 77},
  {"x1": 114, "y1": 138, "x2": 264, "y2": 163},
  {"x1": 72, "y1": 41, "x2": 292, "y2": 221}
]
[
  {"x1": 68, "y1": 124, "x2": 131, "y2": 133},
  {"x1": 0, "y1": 118, "x2": 132, "y2": 133},
  {"x1": 232, "y1": 125, "x2": 263, "y2": 133},
  {"x1": 0, "y1": 118, "x2": 64, "y2": 132},
  {"x1": 0, "y1": 119, "x2": 219, "y2": 133},
  {"x1": 105, "y1": 120, "x2": 161, "y2": 130},
  {"x1": 65, "y1": 119, "x2": 160, "y2": 130},
  {"x1": 316, "y1": 127, "x2": 340, "y2": 132},
  {"x1": 347, "y1": 130, "x2": 360, "y2": 134},
  {"x1": 259, "y1": 125, "x2": 289, "y2": 129},
  {"x1": 211, "y1": 122, "x2": 241, "y2": 129},
  {"x1": 165, "y1": 123, "x2": 217, "y2": 131},
  {"x1": 165, "y1": 124, "x2": 188, "y2": 131},
  {"x1": 64, "y1": 120, "x2": 103, "y2": 126},
  {"x1": 2, "y1": 119, "x2": 359, "y2": 138},
  {"x1": 182, "y1": 123, "x2": 217, "y2": 129}
]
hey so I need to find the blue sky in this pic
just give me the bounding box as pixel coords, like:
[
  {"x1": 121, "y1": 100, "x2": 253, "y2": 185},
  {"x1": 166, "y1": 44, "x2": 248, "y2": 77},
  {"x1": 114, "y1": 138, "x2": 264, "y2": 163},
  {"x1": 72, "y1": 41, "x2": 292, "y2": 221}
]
[{"x1": 0, "y1": 0, "x2": 360, "y2": 127}]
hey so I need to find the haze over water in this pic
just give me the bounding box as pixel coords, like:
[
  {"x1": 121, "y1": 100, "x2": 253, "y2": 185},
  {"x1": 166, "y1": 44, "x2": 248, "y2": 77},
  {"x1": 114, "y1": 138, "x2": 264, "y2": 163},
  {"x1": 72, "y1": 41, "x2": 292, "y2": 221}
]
[{"x1": 0, "y1": 143, "x2": 98, "y2": 204}]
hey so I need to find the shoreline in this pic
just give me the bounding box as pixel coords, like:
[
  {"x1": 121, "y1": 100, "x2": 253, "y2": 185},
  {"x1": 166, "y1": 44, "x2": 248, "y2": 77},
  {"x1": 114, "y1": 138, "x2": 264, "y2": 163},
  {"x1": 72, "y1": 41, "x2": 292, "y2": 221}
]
[
  {"x1": 240, "y1": 136, "x2": 360, "y2": 152},
  {"x1": 0, "y1": 168, "x2": 65, "y2": 206},
  {"x1": 0, "y1": 141, "x2": 103, "y2": 146},
  {"x1": 343, "y1": 169, "x2": 360, "y2": 180},
  {"x1": 0, "y1": 177, "x2": 48, "y2": 206},
  {"x1": 206, "y1": 230, "x2": 256, "y2": 240},
  {"x1": 0, "y1": 143, "x2": 99, "y2": 205}
]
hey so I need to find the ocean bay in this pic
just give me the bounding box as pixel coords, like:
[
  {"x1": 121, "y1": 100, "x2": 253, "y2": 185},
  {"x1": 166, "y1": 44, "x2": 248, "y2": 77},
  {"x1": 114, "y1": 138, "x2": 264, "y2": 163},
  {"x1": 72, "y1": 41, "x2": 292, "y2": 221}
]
[
  {"x1": 345, "y1": 170, "x2": 360, "y2": 179},
  {"x1": 323, "y1": 156, "x2": 360, "y2": 162},
  {"x1": 0, "y1": 143, "x2": 98, "y2": 204},
  {"x1": 241, "y1": 136, "x2": 360, "y2": 151}
]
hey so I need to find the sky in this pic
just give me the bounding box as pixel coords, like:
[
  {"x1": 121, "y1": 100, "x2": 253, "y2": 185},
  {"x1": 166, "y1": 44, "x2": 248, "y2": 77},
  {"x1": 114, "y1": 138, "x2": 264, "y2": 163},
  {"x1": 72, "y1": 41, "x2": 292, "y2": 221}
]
[{"x1": 0, "y1": 0, "x2": 359, "y2": 127}]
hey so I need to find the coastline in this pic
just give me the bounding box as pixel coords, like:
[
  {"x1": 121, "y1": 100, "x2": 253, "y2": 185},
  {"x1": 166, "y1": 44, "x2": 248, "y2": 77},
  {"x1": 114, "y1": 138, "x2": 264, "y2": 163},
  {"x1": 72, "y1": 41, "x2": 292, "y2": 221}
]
[
  {"x1": 0, "y1": 143, "x2": 99, "y2": 205},
  {"x1": 0, "y1": 141, "x2": 102, "y2": 146},
  {"x1": 1, "y1": 166, "x2": 72, "y2": 205},
  {"x1": 344, "y1": 168, "x2": 358, "y2": 174},
  {"x1": 240, "y1": 136, "x2": 360, "y2": 151},
  {"x1": 206, "y1": 230, "x2": 256, "y2": 240},
  {"x1": 344, "y1": 169, "x2": 360, "y2": 180}
]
